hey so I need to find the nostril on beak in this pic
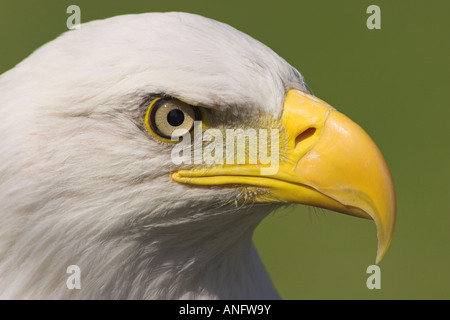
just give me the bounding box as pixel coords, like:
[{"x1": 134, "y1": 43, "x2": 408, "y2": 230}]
[{"x1": 295, "y1": 127, "x2": 316, "y2": 147}]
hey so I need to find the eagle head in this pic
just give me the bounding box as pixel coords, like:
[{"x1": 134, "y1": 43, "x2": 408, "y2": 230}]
[{"x1": 0, "y1": 12, "x2": 395, "y2": 299}]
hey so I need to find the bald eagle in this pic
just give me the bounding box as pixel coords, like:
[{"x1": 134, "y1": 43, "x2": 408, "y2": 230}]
[{"x1": 0, "y1": 12, "x2": 395, "y2": 299}]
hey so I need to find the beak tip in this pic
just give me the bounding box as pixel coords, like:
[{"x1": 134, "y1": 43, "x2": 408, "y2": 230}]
[
  {"x1": 374, "y1": 223, "x2": 395, "y2": 264},
  {"x1": 375, "y1": 251, "x2": 384, "y2": 265}
]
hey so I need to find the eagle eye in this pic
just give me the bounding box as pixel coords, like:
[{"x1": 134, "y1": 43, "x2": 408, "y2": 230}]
[{"x1": 145, "y1": 98, "x2": 201, "y2": 141}]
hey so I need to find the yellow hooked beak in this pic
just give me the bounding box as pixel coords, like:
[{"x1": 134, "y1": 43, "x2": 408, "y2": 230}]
[{"x1": 173, "y1": 90, "x2": 396, "y2": 264}]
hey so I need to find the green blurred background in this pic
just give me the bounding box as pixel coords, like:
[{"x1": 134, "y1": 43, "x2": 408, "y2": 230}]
[{"x1": 0, "y1": 0, "x2": 448, "y2": 299}]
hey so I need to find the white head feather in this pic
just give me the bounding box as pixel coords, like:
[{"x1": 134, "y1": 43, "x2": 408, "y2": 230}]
[{"x1": 0, "y1": 12, "x2": 309, "y2": 299}]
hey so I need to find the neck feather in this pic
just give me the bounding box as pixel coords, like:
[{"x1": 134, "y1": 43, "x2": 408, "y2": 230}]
[{"x1": 0, "y1": 205, "x2": 280, "y2": 299}]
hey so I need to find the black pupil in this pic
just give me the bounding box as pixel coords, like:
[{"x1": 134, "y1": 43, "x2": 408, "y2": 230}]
[{"x1": 167, "y1": 109, "x2": 185, "y2": 127}]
